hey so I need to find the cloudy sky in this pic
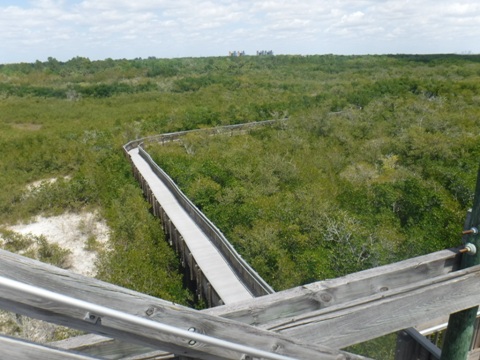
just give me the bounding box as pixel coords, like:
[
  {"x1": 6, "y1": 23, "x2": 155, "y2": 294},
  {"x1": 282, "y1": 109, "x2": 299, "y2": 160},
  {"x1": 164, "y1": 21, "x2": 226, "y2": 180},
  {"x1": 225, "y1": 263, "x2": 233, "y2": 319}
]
[{"x1": 0, "y1": 0, "x2": 479, "y2": 64}]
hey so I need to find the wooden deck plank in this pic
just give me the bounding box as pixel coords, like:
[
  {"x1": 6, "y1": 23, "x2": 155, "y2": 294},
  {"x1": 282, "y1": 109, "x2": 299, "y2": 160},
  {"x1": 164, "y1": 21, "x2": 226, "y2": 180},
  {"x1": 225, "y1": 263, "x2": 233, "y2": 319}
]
[{"x1": 129, "y1": 148, "x2": 253, "y2": 304}]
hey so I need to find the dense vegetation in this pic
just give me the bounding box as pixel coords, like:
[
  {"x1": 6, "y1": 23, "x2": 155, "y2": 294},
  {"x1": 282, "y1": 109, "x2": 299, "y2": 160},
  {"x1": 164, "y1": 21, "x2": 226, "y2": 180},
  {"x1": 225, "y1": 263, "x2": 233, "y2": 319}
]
[
  {"x1": 143, "y1": 54, "x2": 480, "y2": 291},
  {"x1": 1, "y1": 54, "x2": 480, "y2": 356}
]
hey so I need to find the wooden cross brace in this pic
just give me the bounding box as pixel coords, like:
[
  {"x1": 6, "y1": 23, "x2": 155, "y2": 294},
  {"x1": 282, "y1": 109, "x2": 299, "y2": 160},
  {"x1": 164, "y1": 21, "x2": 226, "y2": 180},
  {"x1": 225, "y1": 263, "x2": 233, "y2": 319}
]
[{"x1": 0, "y1": 247, "x2": 478, "y2": 360}]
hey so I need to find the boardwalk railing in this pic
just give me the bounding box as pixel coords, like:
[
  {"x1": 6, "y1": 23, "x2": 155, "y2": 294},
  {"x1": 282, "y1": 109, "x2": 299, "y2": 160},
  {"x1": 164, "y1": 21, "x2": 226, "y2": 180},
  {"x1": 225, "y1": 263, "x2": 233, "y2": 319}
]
[{"x1": 123, "y1": 119, "x2": 283, "y2": 152}]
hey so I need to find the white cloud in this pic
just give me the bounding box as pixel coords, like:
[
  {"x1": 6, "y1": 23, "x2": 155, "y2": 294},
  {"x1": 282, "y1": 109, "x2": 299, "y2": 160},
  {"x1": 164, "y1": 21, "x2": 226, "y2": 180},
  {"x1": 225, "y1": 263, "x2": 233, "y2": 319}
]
[
  {"x1": 441, "y1": 2, "x2": 480, "y2": 16},
  {"x1": 0, "y1": 0, "x2": 479, "y2": 63}
]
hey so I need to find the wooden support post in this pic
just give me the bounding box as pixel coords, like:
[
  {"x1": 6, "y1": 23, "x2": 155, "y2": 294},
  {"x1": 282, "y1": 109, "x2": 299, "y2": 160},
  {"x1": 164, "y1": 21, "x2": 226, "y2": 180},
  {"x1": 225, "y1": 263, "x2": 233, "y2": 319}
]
[
  {"x1": 396, "y1": 330, "x2": 417, "y2": 360},
  {"x1": 160, "y1": 208, "x2": 167, "y2": 233},
  {"x1": 168, "y1": 220, "x2": 173, "y2": 246},
  {"x1": 179, "y1": 236, "x2": 186, "y2": 267},
  {"x1": 151, "y1": 199, "x2": 157, "y2": 216},
  {"x1": 173, "y1": 230, "x2": 179, "y2": 252},
  {"x1": 207, "y1": 283, "x2": 213, "y2": 308},
  {"x1": 195, "y1": 264, "x2": 202, "y2": 297},
  {"x1": 188, "y1": 253, "x2": 194, "y2": 281},
  {"x1": 442, "y1": 164, "x2": 480, "y2": 360},
  {"x1": 395, "y1": 328, "x2": 441, "y2": 360},
  {"x1": 154, "y1": 200, "x2": 159, "y2": 217}
]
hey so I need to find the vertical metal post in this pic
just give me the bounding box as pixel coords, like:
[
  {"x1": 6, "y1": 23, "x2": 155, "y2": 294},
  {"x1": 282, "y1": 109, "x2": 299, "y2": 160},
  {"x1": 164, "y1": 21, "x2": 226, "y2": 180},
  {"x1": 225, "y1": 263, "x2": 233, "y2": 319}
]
[{"x1": 441, "y1": 164, "x2": 480, "y2": 360}]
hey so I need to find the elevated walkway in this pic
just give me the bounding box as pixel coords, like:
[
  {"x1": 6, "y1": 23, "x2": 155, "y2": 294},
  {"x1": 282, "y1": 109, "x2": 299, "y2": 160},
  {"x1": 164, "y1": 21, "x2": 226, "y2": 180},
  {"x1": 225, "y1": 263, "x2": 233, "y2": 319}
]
[{"x1": 128, "y1": 147, "x2": 253, "y2": 305}]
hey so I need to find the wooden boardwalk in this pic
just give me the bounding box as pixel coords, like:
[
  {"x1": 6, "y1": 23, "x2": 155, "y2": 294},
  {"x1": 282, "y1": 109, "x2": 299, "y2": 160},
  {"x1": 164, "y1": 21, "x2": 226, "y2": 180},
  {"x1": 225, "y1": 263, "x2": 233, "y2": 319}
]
[{"x1": 128, "y1": 147, "x2": 254, "y2": 305}]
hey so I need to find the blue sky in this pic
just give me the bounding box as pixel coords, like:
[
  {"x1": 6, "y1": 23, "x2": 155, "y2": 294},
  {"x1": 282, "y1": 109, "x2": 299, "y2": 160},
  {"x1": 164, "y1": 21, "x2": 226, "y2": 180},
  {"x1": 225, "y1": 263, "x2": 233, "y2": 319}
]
[{"x1": 1, "y1": 0, "x2": 479, "y2": 64}]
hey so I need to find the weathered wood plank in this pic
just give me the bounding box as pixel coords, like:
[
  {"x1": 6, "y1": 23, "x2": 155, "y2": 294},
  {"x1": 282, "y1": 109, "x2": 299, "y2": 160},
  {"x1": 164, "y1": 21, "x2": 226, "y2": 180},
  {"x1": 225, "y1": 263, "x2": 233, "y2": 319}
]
[
  {"x1": 266, "y1": 263, "x2": 480, "y2": 349},
  {"x1": 206, "y1": 248, "x2": 461, "y2": 326},
  {"x1": 0, "y1": 335, "x2": 101, "y2": 360},
  {"x1": 54, "y1": 334, "x2": 181, "y2": 360},
  {"x1": 0, "y1": 247, "x2": 460, "y2": 358},
  {"x1": 0, "y1": 250, "x2": 367, "y2": 360},
  {"x1": 0, "y1": 288, "x2": 345, "y2": 360}
]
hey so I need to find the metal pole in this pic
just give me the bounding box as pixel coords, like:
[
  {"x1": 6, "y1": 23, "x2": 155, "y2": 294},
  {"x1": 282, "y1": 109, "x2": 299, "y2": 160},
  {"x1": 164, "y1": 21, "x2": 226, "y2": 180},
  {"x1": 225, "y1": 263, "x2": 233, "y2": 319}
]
[
  {"x1": 441, "y1": 164, "x2": 480, "y2": 360},
  {"x1": 0, "y1": 276, "x2": 297, "y2": 360}
]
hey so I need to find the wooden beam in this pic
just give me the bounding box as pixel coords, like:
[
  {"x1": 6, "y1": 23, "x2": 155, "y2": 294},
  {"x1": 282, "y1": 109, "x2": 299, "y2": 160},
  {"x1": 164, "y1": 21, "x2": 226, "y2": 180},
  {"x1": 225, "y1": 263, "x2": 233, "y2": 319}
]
[
  {"x1": 2, "y1": 275, "x2": 305, "y2": 360},
  {"x1": 0, "y1": 250, "x2": 366, "y2": 360},
  {"x1": 206, "y1": 248, "x2": 461, "y2": 327},
  {"x1": 264, "y1": 263, "x2": 480, "y2": 349},
  {"x1": 0, "y1": 289, "x2": 355, "y2": 360},
  {"x1": 0, "y1": 334, "x2": 101, "y2": 360},
  {"x1": 0, "y1": 247, "x2": 460, "y2": 357}
]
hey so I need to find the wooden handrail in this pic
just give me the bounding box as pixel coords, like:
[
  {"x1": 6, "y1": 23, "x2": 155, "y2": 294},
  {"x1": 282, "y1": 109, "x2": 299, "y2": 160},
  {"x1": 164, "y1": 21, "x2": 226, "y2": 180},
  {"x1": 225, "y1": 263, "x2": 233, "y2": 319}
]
[{"x1": 0, "y1": 249, "x2": 368, "y2": 360}]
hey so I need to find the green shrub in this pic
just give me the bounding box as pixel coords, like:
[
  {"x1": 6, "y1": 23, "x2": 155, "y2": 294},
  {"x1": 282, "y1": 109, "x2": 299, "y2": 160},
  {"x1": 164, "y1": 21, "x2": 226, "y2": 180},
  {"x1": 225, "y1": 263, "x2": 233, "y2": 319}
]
[{"x1": 36, "y1": 236, "x2": 72, "y2": 269}]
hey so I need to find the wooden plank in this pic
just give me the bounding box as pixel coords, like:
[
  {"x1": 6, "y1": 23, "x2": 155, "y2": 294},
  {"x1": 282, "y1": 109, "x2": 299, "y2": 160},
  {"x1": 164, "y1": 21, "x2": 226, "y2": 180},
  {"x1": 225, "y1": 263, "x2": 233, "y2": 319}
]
[
  {"x1": 264, "y1": 263, "x2": 480, "y2": 349},
  {"x1": 0, "y1": 292, "x2": 314, "y2": 360},
  {"x1": 53, "y1": 334, "x2": 180, "y2": 359},
  {"x1": 206, "y1": 248, "x2": 461, "y2": 326},
  {"x1": 0, "y1": 250, "x2": 366, "y2": 360},
  {"x1": 0, "y1": 334, "x2": 101, "y2": 360},
  {"x1": 0, "y1": 247, "x2": 459, "y2": 358}
]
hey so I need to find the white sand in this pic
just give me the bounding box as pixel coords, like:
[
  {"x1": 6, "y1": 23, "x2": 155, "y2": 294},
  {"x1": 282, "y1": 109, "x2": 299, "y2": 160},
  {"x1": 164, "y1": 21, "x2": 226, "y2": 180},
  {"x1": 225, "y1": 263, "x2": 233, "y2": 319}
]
[
  {"x1": 0, "y1": 179, "x2": 111, "y2": 340},
  {"x1": 7, "y1": 212, "x2": 110, "y2": 277}
]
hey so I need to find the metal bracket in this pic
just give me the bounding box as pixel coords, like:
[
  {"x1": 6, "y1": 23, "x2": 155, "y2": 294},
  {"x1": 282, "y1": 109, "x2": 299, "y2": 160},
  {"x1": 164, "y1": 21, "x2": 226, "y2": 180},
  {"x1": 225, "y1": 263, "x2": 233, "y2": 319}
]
[{"x1": 84, "y1": 312, "x2": 102, "y2": 325}]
